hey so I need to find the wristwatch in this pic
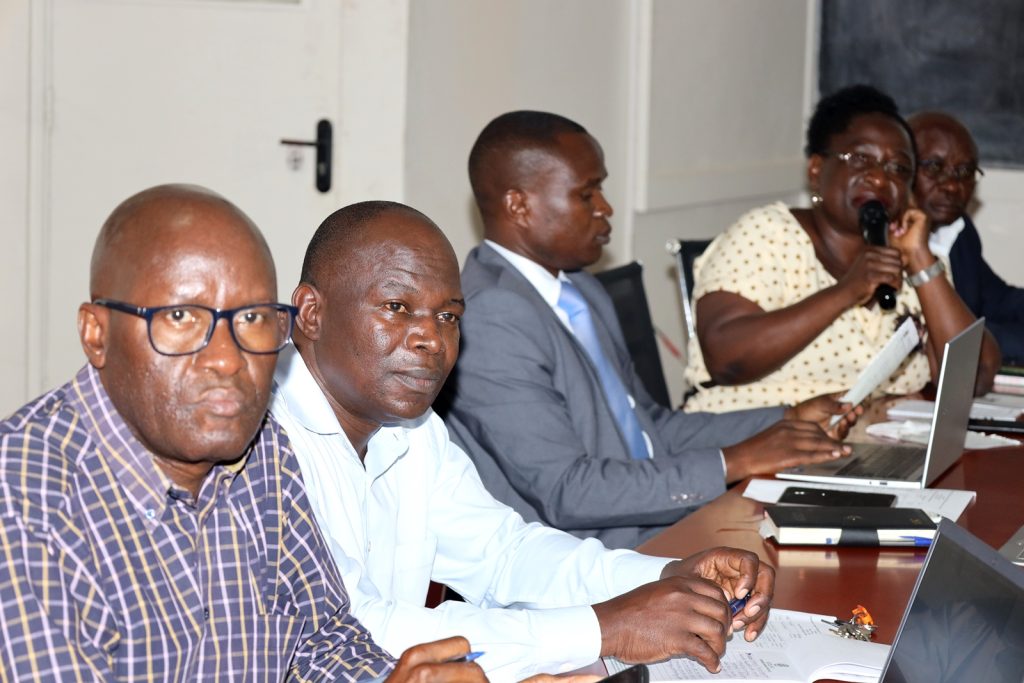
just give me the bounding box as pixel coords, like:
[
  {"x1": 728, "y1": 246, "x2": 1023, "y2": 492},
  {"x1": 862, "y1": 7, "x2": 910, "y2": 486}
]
[{"x1": 906, "y1": 259, "x2": 946, "y2": 287}]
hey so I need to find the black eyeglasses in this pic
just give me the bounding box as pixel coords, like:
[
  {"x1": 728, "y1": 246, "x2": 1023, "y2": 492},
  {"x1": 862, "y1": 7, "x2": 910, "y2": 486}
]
[
  {"x1": 918, "y1": 158, "x2": 984, "y2": 183},
  {"x1": 821, "y1": 151, "x2": 915, "y2": 184},
  {"x1": 93, "y1": 299, "x2": 298, "y2": 356}
]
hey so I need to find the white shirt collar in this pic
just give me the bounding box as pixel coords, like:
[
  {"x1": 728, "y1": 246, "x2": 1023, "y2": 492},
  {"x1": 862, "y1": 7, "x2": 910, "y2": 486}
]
[
  {"x1": 485, "y1": 239, "x2": 571, "y2": 316},
  {"x1": 274, "y1": 343, "x2": 343, "y2": 436},
  {"x1": 273, "y1": 343, "x2": 425, "y2": 475},
  {"x1": 928, "y1": 216, "x2": 966, "y2": 258}
]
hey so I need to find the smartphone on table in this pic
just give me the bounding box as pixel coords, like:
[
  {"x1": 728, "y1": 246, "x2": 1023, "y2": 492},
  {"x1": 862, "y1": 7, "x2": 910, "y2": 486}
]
[{"x1": 779, "y1": 486, "x2": 895, "y2": 507}]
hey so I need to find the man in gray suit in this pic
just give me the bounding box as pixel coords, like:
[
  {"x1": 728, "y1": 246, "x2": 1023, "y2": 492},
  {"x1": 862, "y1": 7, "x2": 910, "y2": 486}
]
[{"x1": 440, "y1": 110, "x2": 857, "y2": 549}]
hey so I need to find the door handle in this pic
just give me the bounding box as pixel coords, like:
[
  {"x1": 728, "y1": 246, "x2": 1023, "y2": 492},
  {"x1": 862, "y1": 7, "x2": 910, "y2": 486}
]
[{"x1": 280, "y1": 119, "x2": 332, "y2": 192}]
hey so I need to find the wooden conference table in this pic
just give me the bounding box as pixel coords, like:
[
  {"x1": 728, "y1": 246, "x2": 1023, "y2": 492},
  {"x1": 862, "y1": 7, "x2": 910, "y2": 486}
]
[{"x1": 637, "y1": 432, "x2": 1024, "y2": 648}]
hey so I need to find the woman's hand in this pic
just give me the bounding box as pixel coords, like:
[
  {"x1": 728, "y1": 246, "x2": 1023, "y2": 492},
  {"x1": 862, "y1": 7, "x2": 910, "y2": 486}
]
[
  {"x1": 833, "y1": 245, "x2": 903, "y2": 307},
  {"x1": 889, "y1": 206, "x2": 934, "y2": 271}
]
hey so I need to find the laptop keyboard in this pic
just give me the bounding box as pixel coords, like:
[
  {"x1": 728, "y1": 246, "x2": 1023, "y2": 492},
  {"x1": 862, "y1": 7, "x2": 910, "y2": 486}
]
[{"x1": 833, "y1": 443, "x2": 922, "y2": 480}]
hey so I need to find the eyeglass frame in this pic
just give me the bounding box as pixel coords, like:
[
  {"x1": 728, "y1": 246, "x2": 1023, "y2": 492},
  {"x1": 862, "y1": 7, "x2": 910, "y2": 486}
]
[
  {"x1": 917, "y1": 158, "x2": 985, "y2": 183},
  {"x1": 820, "y1": 150, "x2": 916, "y2": 184},
  {"x1": 92, "y1": 298, "x2": 299, "y2": 357}
]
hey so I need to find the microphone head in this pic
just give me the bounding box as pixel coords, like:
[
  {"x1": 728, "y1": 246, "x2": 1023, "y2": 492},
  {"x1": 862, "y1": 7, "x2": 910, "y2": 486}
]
[
  {"x1": 858, "y1": 199, "x2": 898, "y2": 309},
  {"x1": 859, "y1": 200, "x2": 889, "y2": 245}
]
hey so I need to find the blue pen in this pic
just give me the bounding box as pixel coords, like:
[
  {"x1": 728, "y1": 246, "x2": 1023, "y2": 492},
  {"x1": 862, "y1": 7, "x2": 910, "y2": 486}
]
[
  {"x1": 729, "y1": 594, "x2": 749, "y2": 616},
  {"x1": 899, "y1": 536, "x2": 933, "y2": 547},
  {"x1": 445, "y1": 651, "x2": 485, "y2": 664}
]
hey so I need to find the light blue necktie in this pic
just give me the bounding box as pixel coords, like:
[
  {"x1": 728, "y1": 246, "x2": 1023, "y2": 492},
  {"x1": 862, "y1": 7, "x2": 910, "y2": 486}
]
[{"x1": 557, "y1": 280, "x2": 650, "y2": 460}]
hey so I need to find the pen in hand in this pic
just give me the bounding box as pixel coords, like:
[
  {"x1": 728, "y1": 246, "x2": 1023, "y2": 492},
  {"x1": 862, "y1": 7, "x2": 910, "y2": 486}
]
[
  {"x1": 729, "y1": 594, "x2": 749, "y2": 616},
  {"x1": 443, "y1": 651, "x2": 485, "y2": 664}
]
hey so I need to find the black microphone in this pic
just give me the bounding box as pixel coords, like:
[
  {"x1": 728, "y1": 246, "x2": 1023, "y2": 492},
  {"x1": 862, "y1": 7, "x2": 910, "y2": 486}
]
[{"x1": 859, "y1": 200, "x2": 897, "y2": 310}]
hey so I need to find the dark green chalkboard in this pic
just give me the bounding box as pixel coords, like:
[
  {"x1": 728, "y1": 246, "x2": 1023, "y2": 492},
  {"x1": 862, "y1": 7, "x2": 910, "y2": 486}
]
[{"x1": 819, "y1": 0, "x2": 1024, "y2": 167}]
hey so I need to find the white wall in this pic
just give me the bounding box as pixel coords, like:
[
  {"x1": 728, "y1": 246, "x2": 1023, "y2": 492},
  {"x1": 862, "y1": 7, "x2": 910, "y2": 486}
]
[
  {"x1": 0, "y1": 1, "x2": 32, "y2": 413},
  {"x1": 404, "y1": 0, "x2": 634, "y2": 268},
  {"x1": 631, "y1": 0, "x2": 814, "y2": 401},
  {"x1": 972, "y1": 169, "x2": 1024, "y2": 284},
  {"x1": 404, "y1": 0, "x2": 817, "y2": 403}
]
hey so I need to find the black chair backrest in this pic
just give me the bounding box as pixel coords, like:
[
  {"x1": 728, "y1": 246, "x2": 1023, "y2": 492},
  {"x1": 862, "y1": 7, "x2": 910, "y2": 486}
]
[
  {"x1": 593, "y1": 261, "x2": 672, "y2": 408},
  {"x1": 680, "y1": 239, "x2": 712, "y2": 296},
  {"x1": 667, "y1": 238, "x2": 712, "y2": 340}
]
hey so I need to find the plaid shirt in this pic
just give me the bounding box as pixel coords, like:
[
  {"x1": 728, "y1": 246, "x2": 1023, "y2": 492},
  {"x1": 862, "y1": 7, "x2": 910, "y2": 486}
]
[{"x1": 0, "y1": 365, "x2": 395, "y2": 682}]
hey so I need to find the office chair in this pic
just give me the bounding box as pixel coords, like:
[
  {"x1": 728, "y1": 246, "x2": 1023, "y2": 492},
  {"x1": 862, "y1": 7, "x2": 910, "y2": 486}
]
[
  {"x1": 665, "y1": 238, "x2": 712, "y2": 341},
  {"x1": 594, "y1": 261, "x2": 672, "y2": 408}
]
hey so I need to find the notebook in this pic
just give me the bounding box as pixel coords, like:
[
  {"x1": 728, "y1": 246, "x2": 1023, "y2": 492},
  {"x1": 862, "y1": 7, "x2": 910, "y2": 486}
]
[
  {"x1": 778, "y1": 318, "x2": 984, "y2": 489},
  {"x1": 760, "y1": 505, "x2": 936, "y2": 546},
  {"x1": 878, "y1": 518, "x2": 1024, "y2": 682}
]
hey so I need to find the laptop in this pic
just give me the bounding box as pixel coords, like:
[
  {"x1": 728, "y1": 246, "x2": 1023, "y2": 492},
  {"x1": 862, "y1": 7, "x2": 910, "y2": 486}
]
[
  {"x1": 1000, "y1": 523, "x2": 1024, "y2": 567},
  {"x1": 878, "y1": 518, "x2": 1024, "y2": 682},
  {"x1": 778, "y1": 318, "x2": 984, "y2": 489}
]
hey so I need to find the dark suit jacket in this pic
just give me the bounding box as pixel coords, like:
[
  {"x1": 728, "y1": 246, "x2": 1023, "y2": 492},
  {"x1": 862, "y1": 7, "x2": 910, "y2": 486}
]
[
  {"x1": 949, "y1": 216, "x2": 1024, "y2": 363},
  {"x1": 439, "y1": 243, "x2": 782, "y2": 549}
]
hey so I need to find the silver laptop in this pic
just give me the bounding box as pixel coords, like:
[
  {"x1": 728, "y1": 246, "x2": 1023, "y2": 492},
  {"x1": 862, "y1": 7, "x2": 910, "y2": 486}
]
[
  {"x1": 778, "y1": 318, "x2": 984, "y2": 489},
  {"x1": 878, "y1": 518, "x2": 1024, "y2": 682}
]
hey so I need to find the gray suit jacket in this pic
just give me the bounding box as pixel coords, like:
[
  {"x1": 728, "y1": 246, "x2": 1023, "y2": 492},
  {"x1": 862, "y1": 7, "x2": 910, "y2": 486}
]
[{"x1": 439, "y1": 243, "x2": 783, "y2": 549}]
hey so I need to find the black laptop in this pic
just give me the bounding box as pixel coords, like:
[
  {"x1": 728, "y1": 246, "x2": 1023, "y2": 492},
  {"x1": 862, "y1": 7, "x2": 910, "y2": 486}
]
[{"x1": 878, "y1": 518, "x2": 1024, "y2": 682}]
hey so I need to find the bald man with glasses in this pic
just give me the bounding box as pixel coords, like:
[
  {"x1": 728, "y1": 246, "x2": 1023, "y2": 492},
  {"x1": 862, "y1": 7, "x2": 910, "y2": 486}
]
[
  {"x1": 909, "y1": 112, "x2": 1023, "y2": 364},
  {"x1": 0, "y1": 185, "x2": 485, "y2": 682}
]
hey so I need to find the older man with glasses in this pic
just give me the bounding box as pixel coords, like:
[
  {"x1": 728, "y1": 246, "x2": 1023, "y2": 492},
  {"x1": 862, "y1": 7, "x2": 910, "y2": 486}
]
[
  {"x1": 0, "y1": 185, "x2": 486, "y2": 682},
  {"x1": 909, "y1": 111, "x2": 1023, "y2": 364}
]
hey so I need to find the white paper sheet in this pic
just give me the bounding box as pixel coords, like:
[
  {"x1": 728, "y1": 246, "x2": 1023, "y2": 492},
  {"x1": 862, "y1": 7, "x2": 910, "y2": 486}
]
[
  {"x1": 605, "y1": 609, "x2": 887, "y2": 682},
  {"x1": 978, "y1": 392, "x2": 1024, "y2": 410},
  {"x1": 830, "y1": 318, "x2": 919, "y2": 427},
  {"x1": 743, "y1": 479, "x2": 976, "y2": 521},
  {"x1": 865, "y1": 420, "x2": 1020, "y2": 450},
  {"x1": 887, "y1": 398, "x2": 1024, "y2": 421}
]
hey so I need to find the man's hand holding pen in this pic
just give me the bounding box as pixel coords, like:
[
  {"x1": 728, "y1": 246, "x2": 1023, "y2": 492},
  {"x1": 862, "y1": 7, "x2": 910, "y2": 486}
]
[
  {"x1": 591, "y1": 547, "x2": 775, "y2": 674},
  {"x1": 386, "y1": 637, "x2": 486, "y2": 683},
  {"x1": 666, "y1": 546, "x2": 775, "y2": 641}
]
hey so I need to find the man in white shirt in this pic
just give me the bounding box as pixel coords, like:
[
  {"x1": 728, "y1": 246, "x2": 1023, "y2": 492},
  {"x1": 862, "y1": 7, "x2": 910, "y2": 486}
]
[{"x1": 270, "y1": 200, "x2": 775, "y2": 682}]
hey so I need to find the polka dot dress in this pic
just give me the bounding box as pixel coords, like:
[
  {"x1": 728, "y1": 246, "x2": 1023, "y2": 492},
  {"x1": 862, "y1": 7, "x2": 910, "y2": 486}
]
[{"x1": 683, "y1": 202, "x2": 932, "y2": 412}]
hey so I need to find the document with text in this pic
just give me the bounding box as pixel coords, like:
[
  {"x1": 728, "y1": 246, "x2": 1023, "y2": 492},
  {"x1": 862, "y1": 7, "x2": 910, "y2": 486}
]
[
  {"x1": 830, "y1": 318, "x2": 919, "y2": 427},
  {"x1": 604, "y1": 609, "x2": 888, "y2": 682}
]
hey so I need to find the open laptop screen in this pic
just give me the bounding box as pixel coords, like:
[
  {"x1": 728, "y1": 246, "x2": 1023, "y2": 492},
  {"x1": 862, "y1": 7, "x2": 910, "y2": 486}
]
[{"x1": 881, "y1": 519, "x2": 1024, "y2": 682}]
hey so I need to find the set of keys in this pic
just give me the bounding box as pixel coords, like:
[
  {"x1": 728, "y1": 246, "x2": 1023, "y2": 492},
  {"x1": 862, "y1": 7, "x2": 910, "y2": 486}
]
[{"x1": 823, "y1": 605, "x2": 877, "y2": 642}]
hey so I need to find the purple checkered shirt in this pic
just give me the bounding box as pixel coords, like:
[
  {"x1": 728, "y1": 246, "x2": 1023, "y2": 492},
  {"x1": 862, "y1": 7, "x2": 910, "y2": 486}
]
[{"x1": 0, "y1": 364, "x2": 395, "y2": 682}]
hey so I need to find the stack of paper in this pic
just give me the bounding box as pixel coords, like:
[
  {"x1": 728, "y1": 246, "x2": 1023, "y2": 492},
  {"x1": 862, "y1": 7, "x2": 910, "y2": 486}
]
[
  {"x1": 887, "y1": 398, "x2": 1024, "y2": 422},
  {"x1": 976, "y1": 391, "x2": 1024, "y2": 412},
  {"x1": 865, "y1": 420, "x2": 1019, "y2": 449},
  {"x1": 604, "y1": 609, "x2": 888, "y2": 682},
  {"x1": 994, "y1": 366, "x2": 1024, "y2": 394},
  {"x1": 743, "y1": 479, "x2": 976, "y2": 522}
]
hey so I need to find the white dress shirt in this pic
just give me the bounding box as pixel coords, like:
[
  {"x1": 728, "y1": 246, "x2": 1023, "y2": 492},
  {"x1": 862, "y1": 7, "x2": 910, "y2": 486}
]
[
  {"x1": 270, "y1": 344, "x2": 671, "y2": 682},
  {"x1": 929, "y1": 216, "x2": 966, "y2": 259}
]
